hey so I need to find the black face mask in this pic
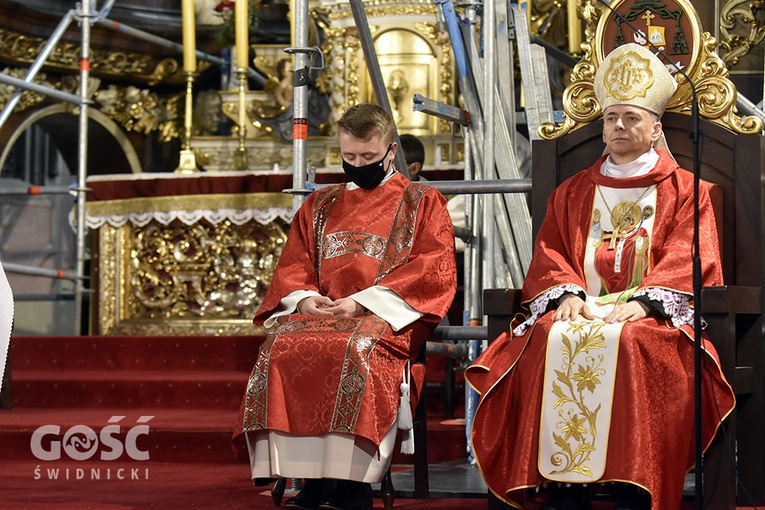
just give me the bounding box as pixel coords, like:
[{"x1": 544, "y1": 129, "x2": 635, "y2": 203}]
[{"x1": 342, "y1": 144, "x2": 392, "y2": 190}]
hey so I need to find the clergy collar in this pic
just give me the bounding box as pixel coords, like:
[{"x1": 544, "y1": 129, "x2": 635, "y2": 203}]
[
  {"x1": 601, "y1": 148, "x2": 659, "y2": 178},
  {"x1": 589, "y1": 149, "x2": 678, "y2": 189}
]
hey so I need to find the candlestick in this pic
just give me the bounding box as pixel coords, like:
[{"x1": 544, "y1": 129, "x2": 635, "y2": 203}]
[
  {"x1": 175, "y1": 72, "x2": 201, "y2": 173},
  {"x1": 181, "y1": 0, "x2": 196, "y2": 73},
  {"x1": 235, "y1": 0, "x2": 249, "y2": 69},
  {"x1": 232, "y1": 67, "x2": 249, "y2": 170},
  {"x1": 567, "y1": 0, "x2": 582, "y2": 55}
]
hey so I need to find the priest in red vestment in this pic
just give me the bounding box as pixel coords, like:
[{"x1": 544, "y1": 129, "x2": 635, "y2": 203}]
[
  {"x1": 465, "y1": 44, "x2": 735, "y2": 510},
  {"x1": 233, "y1": 103, "x2": 457, "y2": 510}
]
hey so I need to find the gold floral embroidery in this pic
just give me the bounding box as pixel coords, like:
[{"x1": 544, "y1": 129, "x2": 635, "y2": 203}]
[{"x1": 549, "y1": 320, "x2": 608, "y2": 478}]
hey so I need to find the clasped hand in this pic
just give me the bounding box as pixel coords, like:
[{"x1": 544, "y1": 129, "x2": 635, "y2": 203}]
[
  {"x1": 553, "y1": 294, "x2": 648, "y2": 324},
  {"x1": 297, "y1": 296, "x2": 365, "y2": 318}
]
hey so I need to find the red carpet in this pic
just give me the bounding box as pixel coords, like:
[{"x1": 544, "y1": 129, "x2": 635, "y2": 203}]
[{"x1": 0, "y1": 335, "x2": 470, "y2": 509}]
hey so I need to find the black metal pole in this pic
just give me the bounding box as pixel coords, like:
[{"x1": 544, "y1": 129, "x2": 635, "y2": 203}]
[{"x1": 691, "y1": 93, "x2": 703, "y2": 510}]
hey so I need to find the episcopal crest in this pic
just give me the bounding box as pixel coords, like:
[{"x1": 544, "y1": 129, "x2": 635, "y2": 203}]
[
  {"x1": 603, "y1": 51, "x2": 654, "y2": 101},
  {"x1": 611, "y1": 1, "x2": 689, "y2": 55},
  {"x1": 595, "y1": 0, "x2": 697, "y2": 82},
  {"x1": 541, "y1": 0, "x2": 764, "y2": 139}
]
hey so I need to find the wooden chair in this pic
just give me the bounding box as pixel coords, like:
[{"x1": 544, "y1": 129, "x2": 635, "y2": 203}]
[
  {"x1": 379, "y1": 349, "x2": 430, "y2": 509},
  {"x1": 483, "y1": 110, "x2": 765, "y2": 509}
]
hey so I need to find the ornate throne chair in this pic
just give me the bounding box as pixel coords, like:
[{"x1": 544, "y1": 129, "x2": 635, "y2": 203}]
[{"x1": 484, "y1": 0, "x2": 764, "y2": 508}]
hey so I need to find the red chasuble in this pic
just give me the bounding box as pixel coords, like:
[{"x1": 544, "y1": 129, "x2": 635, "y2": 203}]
[
  {"x1": 465, "y1": 150, "x2": 735, "y2": 510},
  {"x1": 234, "y1": 172, "x2": 456, "y2": 448}
]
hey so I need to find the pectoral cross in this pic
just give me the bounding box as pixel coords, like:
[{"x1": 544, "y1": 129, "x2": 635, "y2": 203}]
[{"x1": 602, "y1": 228, "x2": 628, "y2": 250}]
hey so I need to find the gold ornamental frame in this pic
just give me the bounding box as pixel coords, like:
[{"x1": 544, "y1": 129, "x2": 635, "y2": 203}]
[
  {"x1": 90, "y1": 192, "x2": 291, "y2": 336},
  {"x1": 541, "y1": 0, "x2": 763, "y2": 140}
]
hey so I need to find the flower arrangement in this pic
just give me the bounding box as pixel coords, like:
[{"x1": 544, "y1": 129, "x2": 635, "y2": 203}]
[{"x1": 212, "y1": 0, "x2": 264, "y2": 47}]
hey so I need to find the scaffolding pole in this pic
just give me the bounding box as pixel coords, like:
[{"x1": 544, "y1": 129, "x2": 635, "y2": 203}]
[
  {"x1": 2, "y1": 263, "x2": 81, "y2": 280},
  {"x1": 0, "y1": 2, "x2": 105, "y2": 334},
  {"x1": 0, "y1": 10, "x2": 79, "y2": 130},
  {"x1": 482, "y1": 0, "x2": 498, "y2": 293},
  {"x1": 348, "y1": 0, "x2": 409, "y2": 178},
  {"x1": 0, "y1": 73, "x2": 85, "y2": 111},
  {"x1": 0, "y1": 185, "x2": 86, "y2": 196},
  {"x1": 74, "y1": 0, "x2": 95, "y2": 335},
  {"x1": 286, "y1": 0, "x2": 312, "y2": 212}
]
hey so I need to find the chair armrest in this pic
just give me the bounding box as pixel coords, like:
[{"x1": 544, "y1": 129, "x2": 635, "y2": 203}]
[
  {"x1": 701, "y1": 286, "x2": 762, "y2": 315},
  {"x1": 483, "y1": 288, "x2": 522, "y2": 316},
  {"x1": 701, "y1": 285, "x2": 762, "y2": 396},
  {"x1": 483, "y1": 289, "x2": 523, "y2": 343}
]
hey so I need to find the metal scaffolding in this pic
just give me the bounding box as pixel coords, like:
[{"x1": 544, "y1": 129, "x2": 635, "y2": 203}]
[
  {"x1": 0, "y1": 1, "x2": 273, "y2": 334},
  {"x1": 0, "y1": 0, "x2": 104, "y2": 334}
]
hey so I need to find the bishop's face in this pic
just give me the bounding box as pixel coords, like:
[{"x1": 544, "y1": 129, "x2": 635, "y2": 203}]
[{"x1": 602, "y1": 105, "x2": 662, "y2": 165}]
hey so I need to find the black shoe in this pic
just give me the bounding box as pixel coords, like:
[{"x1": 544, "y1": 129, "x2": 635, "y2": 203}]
[
  {"x1": 284, "y1": 479, "x2": 335, "y2": 510},
  {"x1": 540, "y1": 485, "x2": 592, "y2": 510},
  {"x1": 318, "y1": 480, "x2": 373, "y2": 510}
]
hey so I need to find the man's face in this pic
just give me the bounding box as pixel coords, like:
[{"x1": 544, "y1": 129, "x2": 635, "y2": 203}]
[
  {"x1": 338, "y1": 131, "x2": 397, "y2": 168},
  {"x1": 602, "y1": 105, "x2": 662, "y2": 164}
]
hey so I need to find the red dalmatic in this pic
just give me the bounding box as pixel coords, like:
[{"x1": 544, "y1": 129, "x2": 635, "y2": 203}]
[{"x1": 234, "y1": 173, "x2": 456, "y2": 448}]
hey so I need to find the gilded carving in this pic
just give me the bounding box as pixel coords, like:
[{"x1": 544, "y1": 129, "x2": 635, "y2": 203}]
[
  {"x1": 95, "y1": 224, "x2": 120, "y2": 335},
  {"x1": 94, "y1": 85, "x2": 182, "y2": 142},
  {"x1": 316, "y1": 3, "x2": 454, "y2": 136},
  {"x1": 319, "y1": 25, "x2": 362, "y2": 129},
  {"x1": 191, "y1": 138, "x2": 327, "y2": 171},
  {"x1": 719, "y1": 0, "x2": 765, "y2": 66},
  {"x1": 321, "y1": 1, "x2": 438, "y2": 22},
  {"x1": 541, "y1": 1, "x2": 763, "y2": 139},
  {"x1": 96, "y1": 218, "x2": 286, "y2": 336},
  {"x1": 415, "y1": 22, "x2": 456, "y2": 134},
  {"x1": 0, "y1": 67, "x2": 48, "y2": 112},
  {"x1": 0, "y1": 28, "x2": 197, "y2": 86},
  {"x1": 581, "y1": 0, "x2": 607, "y2": 43},
  {"x1": 0, "y1": 69, "x2": 182, "y2": 141},
  {"x1": 540, "y1": 40, "x2": 600, "y2": 138}
]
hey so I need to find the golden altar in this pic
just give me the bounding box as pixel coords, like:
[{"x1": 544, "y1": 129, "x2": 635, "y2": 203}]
[{"x1": 86, "y1": 171, "x2": 295, "y2": 336}]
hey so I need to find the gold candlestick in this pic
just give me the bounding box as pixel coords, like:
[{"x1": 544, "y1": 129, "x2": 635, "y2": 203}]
[
  {"x1": 181, "y1": 0, "x2": 197, "y2": 73},
  {"x1": 235, "y1": 0, "x2": 249, "y2": 69},
  {"x1": 232, "y1": 67, "x2": 248, "y2": 170},
  {"x1": 568, "y1": 0, "x2": 582, "y2": 55},
  {"x1": 175, "y1": 72, "x2": 201, "y2": 173}
]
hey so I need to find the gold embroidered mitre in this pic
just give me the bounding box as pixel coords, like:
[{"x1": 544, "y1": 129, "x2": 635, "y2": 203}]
[{"x1": 594, "y1": 43, "x2": 678, "y2": 117}]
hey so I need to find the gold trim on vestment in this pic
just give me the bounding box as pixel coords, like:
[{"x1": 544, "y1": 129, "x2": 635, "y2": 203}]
[{"x1": 539, "y1": 318, "x2": 622, "y2": 482}]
